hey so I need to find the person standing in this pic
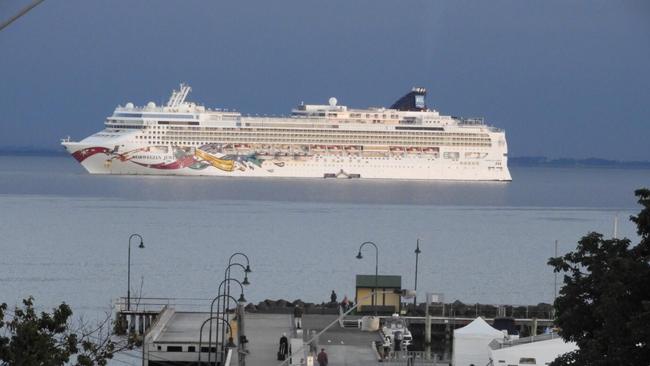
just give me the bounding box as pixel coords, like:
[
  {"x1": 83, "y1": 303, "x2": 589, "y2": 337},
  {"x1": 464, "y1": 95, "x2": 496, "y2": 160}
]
[
  {"x1": 317, "y1": 348, "x2": 328, "y2": 366},
  {"x1": 341, "y1": 295, "x2": 350, "y2": 311},
  {"x1": 330, "y1": 290, "x2": 337, "y2": 304},
  {"x1": 293, "y1": 304, "x2": 303, "y2": 329},
  {"x1": 278, "y1": 333, "x2": 288, "y2": 360},
  {"x1": 309, "y1": 329, "x2": 319, "y2": 355}
]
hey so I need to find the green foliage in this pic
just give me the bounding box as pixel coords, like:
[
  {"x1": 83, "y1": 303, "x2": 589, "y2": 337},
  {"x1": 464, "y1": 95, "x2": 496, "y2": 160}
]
[
  {"x1": 548, "y1": 188, "x2": 650, "y2": 366},
  {"x1": 0, "y1": 298, "x2": 135, "y2": 366},
  {"x1": 0, "y1": 297, "x2": 77, "y2": 366}
]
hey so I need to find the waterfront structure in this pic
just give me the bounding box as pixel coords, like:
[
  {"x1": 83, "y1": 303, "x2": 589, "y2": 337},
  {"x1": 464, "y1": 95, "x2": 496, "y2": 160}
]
[
  {"x1": 62, "y1": 84, "x2": 511, "y2": 181},
  {"x1": 355, "y1": 275, "x2": 402, "y2": 314}
]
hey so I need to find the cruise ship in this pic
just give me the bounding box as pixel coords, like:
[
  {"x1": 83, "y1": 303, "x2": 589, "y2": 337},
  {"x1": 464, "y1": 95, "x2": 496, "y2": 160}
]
[{"x1": 61, "y1": 84, "x2": 511, "y2": 181}]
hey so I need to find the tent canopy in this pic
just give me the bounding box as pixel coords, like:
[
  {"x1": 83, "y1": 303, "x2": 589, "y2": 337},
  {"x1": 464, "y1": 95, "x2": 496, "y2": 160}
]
[
  {"x1": 454, "y1": 317, "x2": 504, "y2": 337},
  {"x1": 452, "y1": 318, "x2": 503, "y2": 366}
]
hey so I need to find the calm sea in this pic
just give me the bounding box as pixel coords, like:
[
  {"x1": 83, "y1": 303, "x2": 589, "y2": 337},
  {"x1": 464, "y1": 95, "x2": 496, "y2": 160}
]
[{"x1": 1, "y1": 155, "x2": 648, "y2": 315}]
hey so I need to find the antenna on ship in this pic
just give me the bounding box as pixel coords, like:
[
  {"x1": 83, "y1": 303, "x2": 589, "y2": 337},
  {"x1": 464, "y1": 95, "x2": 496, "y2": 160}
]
[{"x1": 166, "y1": 83, "x2": 192, "y2": 107}]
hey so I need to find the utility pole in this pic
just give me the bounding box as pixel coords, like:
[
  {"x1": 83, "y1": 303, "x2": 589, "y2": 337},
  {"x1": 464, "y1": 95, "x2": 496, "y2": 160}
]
[
  {"x1": 425, "y1": 293, "x2": 432, "y2": 360},
  {"x1": 413, "y1": 239, "x2": 421, "y2": 311},
  {"x1": 553, "y1": 239, "x2": 558, "y2": 319}
]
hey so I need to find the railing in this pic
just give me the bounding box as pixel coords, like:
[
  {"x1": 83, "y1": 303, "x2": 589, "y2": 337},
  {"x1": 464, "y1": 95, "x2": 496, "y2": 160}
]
[
  {"x1": 115, "y1": 297, "x2": 236, "y2": 313},
  {"x1": 457, "y1": 117, "x2": 485, "y2": 125},
  {"x1": 489, "y1": 332, "x2": 561, "y2": 350},
  {"x1": 379, "y1": 351, "x2": 448, "y2": 365},
  {"x1": 420, "y1": 302, "x2": 555, "y2": 320}
]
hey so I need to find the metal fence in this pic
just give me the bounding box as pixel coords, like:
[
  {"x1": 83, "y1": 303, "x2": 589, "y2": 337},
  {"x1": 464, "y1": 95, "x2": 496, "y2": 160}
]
[{"x1": 379, "y1": 351, "x2": 449, "y2": 365}]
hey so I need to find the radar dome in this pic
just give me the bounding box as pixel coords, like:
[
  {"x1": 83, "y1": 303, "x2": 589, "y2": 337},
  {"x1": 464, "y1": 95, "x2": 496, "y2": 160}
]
[
  {"x1": 125, "y1": 102, "x2": 134, "y2": 109},
  {"x1": 328, "y1": 97, "x2": 337, "y2": 106},
  {"x1": 147, "y1": 102, "x2": 156, "y2": 108}
]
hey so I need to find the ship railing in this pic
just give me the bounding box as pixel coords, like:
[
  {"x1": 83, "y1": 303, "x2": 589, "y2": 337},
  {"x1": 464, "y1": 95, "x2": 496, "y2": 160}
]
[{"x1": 457, "y1": 117, "x2": 485, "y2": 125}]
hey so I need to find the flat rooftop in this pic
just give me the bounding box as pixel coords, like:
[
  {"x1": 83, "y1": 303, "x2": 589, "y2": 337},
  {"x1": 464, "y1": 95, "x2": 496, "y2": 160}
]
[{"x1": 155, "y1": 312, "x2": 228, "y2": 344}]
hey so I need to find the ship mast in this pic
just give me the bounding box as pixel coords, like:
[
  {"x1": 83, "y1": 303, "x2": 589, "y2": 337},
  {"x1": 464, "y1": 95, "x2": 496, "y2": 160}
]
[{"x1": 166, "y1": 83, "x2": 192, "y2": 108}]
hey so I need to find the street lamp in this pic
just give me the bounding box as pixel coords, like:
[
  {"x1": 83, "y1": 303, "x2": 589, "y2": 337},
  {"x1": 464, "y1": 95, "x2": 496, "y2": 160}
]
[
  {"x1": 207, "y1": 293, "x2": 241, "y2": 365},
  {"x1": 356, "y1": 241, "x2": 379, "y2": 315},
  {"x1": 228, "y1": 252, "x2": 252, "y2": 274},
  {"x1": 127, "y1": 233, "x2": 145, "y2": 311},
  {"x1": 220, "y1": 262, "x2": 250, "y2": 354},
  {"x1": 225, "y1": 254, "x2": 251, "y2": 316},
  {"x1": 414, "y1": 239, "x2": 421, "y2": 311},
  {"x1": 198, "y1": 316, "x2": 232, "y2": 366}
]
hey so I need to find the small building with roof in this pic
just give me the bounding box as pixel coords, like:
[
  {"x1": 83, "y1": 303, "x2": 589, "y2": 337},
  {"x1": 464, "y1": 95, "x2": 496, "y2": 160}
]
[{"x1": 355, "y1": 275, "x2": 402, "y2": 314}]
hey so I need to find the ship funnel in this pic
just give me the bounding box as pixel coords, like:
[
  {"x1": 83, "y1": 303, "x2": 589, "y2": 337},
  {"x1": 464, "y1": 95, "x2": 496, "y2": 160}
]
[{"x1": 390, "y1": 87, "x2": 427, "y2": 111}]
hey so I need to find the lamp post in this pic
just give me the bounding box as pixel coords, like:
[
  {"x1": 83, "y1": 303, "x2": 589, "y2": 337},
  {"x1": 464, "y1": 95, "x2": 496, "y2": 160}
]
[
  {"x1": 356, "y1": 241, "x2": 379, "y2": 315},
  {"x1": 210, "y1": 277, "x2": 246, "y2": 359},
  {"x1": 207, "y1": 293, "x2": 242, "y2": 365},
  {"x1": 127, "y1": 233, "x2": 144, "y2": 311},
  {"x1": 220, "y1": 263, "x2": 250, "y2": 355},
  {"x1": 224, "y1": 254, "x2": 251, "y2": 319},
  {"x1": 198, "y1": 316, "x2": 232, "y2": 366},
  {"x1": 414, "y1": 239, "x2": 421, "y2": 311},
  {"x1": 224, "y1": 255, "x2": 251, "y2": 331}
]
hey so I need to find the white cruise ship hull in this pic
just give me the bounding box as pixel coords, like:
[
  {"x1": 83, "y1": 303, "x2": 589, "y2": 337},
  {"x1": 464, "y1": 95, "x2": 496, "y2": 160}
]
[
  {"x1": 63, "y1": 143, "x2": 511, "y2": 181},
  {"x1": 61, "y1": 84, "x2": 512, "y2": 182}
]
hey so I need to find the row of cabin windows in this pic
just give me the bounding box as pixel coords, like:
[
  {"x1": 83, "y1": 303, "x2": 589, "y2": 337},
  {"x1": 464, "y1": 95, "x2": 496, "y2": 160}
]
[
  {"x1": 143, "y1": 133, "x2": 490, "y2": 143},
  {"x1": 145, "y1": 125, "x2": 486, "y2": 138},
  {"x1": 144, "y1": 140, "x2": 490, "y2": 148},
  {"x1": 146, "y1": 132, "x2": 487, "y2": 140}
]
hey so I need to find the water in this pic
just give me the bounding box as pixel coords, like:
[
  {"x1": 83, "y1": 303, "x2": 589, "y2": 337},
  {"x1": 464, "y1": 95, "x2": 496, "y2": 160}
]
[{"x1": 1, "y1": 155, "x2": 648, "y2": 316}]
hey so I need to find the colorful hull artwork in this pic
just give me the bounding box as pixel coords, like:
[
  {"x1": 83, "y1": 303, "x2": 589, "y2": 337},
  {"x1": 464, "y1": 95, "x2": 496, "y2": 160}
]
[{"x1": 71, "y1": 144, "x2": 271, "y2": 173}]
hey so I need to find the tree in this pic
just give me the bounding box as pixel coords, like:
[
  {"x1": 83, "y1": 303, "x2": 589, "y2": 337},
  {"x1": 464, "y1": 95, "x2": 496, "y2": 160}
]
[
  {"x1": 0, "y1": 297, "x2": 136, "y2": 366},
  {"x1": 0, "y1": 298, "x2": 77, "y2": 365},
  {"x1": 548, "y1": 188, "x2": 650, "y2": 365}
]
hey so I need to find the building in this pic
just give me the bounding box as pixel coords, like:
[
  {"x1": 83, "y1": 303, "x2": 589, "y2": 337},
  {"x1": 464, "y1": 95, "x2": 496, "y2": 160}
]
[
  {"x1": 143, "y1": 307, "x2": 236, "y2": 366},
  {"x1": 355, "y1": 275, "x2": 402, "y2": 314}
]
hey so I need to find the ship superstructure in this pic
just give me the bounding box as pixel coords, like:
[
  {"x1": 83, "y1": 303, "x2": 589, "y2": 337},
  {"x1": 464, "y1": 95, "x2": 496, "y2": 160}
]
[{"x1": 61, "y1": 84, "x2": 511, "y2": 181}]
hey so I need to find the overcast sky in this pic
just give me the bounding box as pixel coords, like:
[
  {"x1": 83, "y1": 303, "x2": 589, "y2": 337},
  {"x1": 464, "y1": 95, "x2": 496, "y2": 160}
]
[{"x1": 1, "y1": 0, "x2": 648, "y2": 160}]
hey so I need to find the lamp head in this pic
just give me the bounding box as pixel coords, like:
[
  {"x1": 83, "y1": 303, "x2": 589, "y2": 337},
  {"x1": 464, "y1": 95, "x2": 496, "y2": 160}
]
[
  {"x1": 356, "y1": 252, "x2": 363, "y2": 259},
  {"x1": 245, "y1": 264, "x2": 252, "y2": 273},
  {"x1": 414, "y1": 244, "x2": 421, "y2": 255},
  {"x1": 242, "y1": 275, "x2": 250, "y2": 286},
  {"x1": 238, "y1": 293, "x2": 247, "y2": 304},
  {"x1": 138, "y1": 240, "x2": 145, "y2": 249}
]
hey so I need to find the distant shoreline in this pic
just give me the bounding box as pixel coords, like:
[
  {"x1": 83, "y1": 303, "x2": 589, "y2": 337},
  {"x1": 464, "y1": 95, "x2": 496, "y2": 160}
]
[
  {"x1": 0, "y1": 149, "x2": 648, "y2": 169},
  {"x1": 509, "y1": 156, "x2": 650, "y2": 169},
  {"x1": 0, "y1": 148, "x2": 68, "y2": 157}
]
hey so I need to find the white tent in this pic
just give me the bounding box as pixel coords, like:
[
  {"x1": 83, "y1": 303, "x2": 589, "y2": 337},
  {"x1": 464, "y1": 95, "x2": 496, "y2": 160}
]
[
  {"x1": 452, "y1": 317, "x2": 504, "y2": 366},
  {"x1": 489, "y1": 337, "x2": 577, "y2": 366}
]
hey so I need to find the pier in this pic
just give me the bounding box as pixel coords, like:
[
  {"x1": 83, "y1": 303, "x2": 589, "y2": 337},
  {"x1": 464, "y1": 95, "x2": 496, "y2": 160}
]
[{"x1": 114, "y1": 297, "x2": 554, "y2": 366}]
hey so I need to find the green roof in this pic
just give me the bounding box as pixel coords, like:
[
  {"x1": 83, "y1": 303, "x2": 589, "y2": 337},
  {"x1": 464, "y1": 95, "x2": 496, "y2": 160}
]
[{"x1": 356, "y1": 275, "x2": 401, "y2": 288}]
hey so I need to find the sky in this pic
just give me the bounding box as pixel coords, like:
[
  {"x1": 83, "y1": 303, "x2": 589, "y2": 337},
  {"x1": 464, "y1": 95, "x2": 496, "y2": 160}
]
[{"x1": 1, "y1": 0, "x2": 649, "y2": 160}]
